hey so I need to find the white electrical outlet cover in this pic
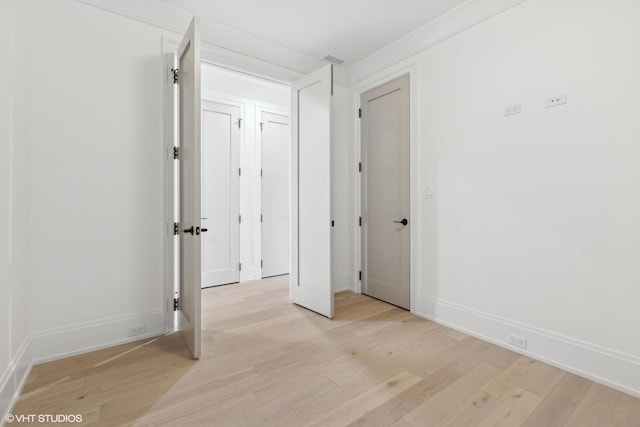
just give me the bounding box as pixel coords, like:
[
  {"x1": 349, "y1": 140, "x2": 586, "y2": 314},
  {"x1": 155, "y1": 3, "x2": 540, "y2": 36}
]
[
  {"x1": 545, "y1": 93, "x2": 567, "y2": 108},
  {"x1": 503, "y1": 104, "x2": 521, "y2": 116}
]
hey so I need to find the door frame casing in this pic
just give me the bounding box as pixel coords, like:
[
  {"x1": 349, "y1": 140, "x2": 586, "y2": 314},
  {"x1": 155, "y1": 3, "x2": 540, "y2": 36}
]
[{"x1": 352, "y1": 62, "x2": 420, "y2": 314}]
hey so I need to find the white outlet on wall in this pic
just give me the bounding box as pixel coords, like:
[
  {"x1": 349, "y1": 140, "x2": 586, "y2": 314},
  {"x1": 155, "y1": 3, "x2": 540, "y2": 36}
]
[
  {"x1": 508, "y1": 333, "x2": 527, "y2": 349},
  {"x1": 128, "y1": 324, "x2": 146, "y2": 337},
  {"x1": 503, "y1": 104, "x2": 521, "y2": 116},
  {"x1": 545, "y1": 93, "x2": 567, "y2": 108}
]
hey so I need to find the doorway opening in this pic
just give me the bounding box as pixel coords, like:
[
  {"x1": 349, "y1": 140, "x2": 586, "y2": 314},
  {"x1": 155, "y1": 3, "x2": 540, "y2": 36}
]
[
  {"x1": 167, "y1": 51, "x2": 359, "y2": 358},
  {"x1": 200, "y1": 63, "x2": 291, "y2": 287}
]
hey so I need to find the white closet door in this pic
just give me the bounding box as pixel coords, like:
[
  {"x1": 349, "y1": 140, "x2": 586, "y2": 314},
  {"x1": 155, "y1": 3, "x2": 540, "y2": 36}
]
[
  {"x1": 261, "y1": 112, "x2": 290, "y2": 278},
  {"x1": 291, "y1": 64, "x2": 333, "y2": 318},
  {"x1": 177, "y1": 17, "x2": 202, "y2": 359},
  {"x1": 201, "y1": 100, "x2": 241, "y2": 287}
]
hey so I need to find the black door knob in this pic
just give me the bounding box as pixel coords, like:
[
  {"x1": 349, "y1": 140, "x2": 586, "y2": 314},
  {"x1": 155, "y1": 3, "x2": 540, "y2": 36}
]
[
  {"x1": 183, "y1": 226, "x2": 194, "y2": 235},
  {"x1": 393, "y1": 218, "x2": 408, "y2": 226}
]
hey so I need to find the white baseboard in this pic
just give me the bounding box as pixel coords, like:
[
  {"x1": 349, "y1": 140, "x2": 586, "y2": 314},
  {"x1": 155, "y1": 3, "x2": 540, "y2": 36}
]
[
  {"x1": 0, "y1": 337, "x2": 32, "y2": 424},
  {"x1": 31, "y1": 310, "x2": 164, "y2": 364},
  {"x1": 417, "y1": 294, "x2": 640, "y2": 398},
  {"x1": 333, "y1": 272, "x2": 352, "y2": 293}
]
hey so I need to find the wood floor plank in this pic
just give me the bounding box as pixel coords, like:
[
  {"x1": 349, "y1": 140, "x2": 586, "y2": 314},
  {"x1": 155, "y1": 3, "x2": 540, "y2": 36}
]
[
  {"x1": 521, "y1": 372, "x2": 591, "y2": 427},
  {"x1": 306, "y1": 370, "x2": 422, "y2": 427},
  {"x1": 477, "y1": 388, "x2": 543, "y2": 427},
  {"x1": 437, "y1": 391, "x2": 502, "y2": 427},
  {"x1": 270, "y1": 381, "x2": 376, "y2": 426},
  {"x1": 346, "y1": 360, "x2": 476, "y2": 427},
  {"x1": 611, "y1": 393, "x2": 640, "y2": 427},
  {"x1": 390, "y1": 419, "x2": 414, "y2": 427},
  {"x1": 518, "y1": 360, "x2": 565, "y2": 398},
  {"x1": 482, "y1": 356, "x2": 540, "y2": 401},
  {"x1": 564, "y1": 382, "x2": 623, "y2": 427},
  {"x1": 247, "y1": 377, "x2": 339, "y2": 427},
  {"x1": 403, "y1": 362, "x2": 502, "y2": 427},
  {"x1": 10, "y1": 275, "x2": 640, "y2": 427}
]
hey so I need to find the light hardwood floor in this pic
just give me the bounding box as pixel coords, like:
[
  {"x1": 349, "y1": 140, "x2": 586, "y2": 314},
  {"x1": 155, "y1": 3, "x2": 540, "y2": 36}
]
[{"x1": 12, "y1": 275, "x2": 640, "y2": 426}]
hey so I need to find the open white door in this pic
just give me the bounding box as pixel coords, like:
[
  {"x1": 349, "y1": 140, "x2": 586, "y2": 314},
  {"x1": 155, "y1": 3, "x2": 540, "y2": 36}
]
[
  {"x1": 177, "y1": 17, "x2": 202, "y2": 358},
  {"x1": 291, "y1": 64, "x2": 334, "y2": 318}
]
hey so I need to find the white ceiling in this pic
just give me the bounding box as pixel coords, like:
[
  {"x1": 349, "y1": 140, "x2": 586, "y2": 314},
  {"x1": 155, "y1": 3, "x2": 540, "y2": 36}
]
[{"x1": 160, "y1": 0, "x2": 468, "y2": 67}]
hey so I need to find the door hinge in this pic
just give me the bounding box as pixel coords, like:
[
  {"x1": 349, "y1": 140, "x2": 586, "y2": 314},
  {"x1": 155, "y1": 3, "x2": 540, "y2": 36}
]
[
  {"x1": 359, "y1": 271, "x2": 362, "y2": 281},
  {"x1": 260, "y1": 214, "x2": 263, "y2": 223},
  {"x1": 358, "y1": 162, "x2": 361, "y2": 172},
  {"x1": 238, "y1": 118, "x2": 242, "y2": 129},
  {"x1": 260, "y1": 122, "x2": 264, "y2": 132},
  {"x1": 359, "y1": 216, "x2": 362, "y2": 226},
  {"x1": 261, "y1": 260, "x2": 263, "y2": 268},
  {"x1": 173, "y1": 297, "x2": 179, "y2": 311},
  {"x1": 331, "y1": 220, "x2": 335, "y2": 227},
  {"x1": 239, "y1": 262, "x2": 242, "y2": 271},
  {"x1": 239, "y1": 215, "x2": 242, "y2": 224},
  {"x1": 260, "y1": 168, "x2": 263, "y2": 177},
  {"x1": 358, "y1": 108, "x2": 362, "y2": 118},
  {"x1": 173, "y1": 222, "x2": 179, "y2": 235},
  {"x1": 238, "y1": 167, "x2": 241, "y2": 176},
  {"x1": 171, "y1": 68, "x2": 179, "y2": 84},
  {"x1": 173, "y1": 146, "x2": 179, "y2": 160}
]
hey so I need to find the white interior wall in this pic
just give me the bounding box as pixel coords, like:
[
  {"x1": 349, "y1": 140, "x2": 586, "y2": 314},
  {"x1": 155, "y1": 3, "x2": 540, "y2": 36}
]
[
  {"x1": 0, "y1": 0, "x2": 34, "y2": 418},
  {"x1": 27, "y1": 0, "x2": 180, "y2": 363},
  {"x1": 353, "y1": 0, "x2": 640, "y2": 396}
]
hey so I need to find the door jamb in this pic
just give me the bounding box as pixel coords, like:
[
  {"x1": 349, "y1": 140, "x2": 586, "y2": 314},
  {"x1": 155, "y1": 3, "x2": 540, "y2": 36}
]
[{"x1": 162, "y1": 38, "x2": 179, "y2": 334}]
